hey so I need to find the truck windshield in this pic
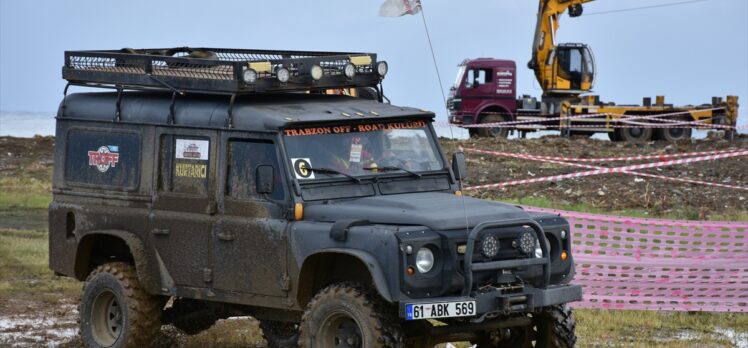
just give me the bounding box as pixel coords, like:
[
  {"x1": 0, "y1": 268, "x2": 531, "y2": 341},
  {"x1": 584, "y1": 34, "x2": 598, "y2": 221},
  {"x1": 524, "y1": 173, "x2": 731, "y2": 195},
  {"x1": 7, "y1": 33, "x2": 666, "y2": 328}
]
[
  {"x1": 453, "y1": 65, "x2": 466, "y2": 89},
  {"x1": 283, "y1": 120, "x2": 444, "y2": 180}
]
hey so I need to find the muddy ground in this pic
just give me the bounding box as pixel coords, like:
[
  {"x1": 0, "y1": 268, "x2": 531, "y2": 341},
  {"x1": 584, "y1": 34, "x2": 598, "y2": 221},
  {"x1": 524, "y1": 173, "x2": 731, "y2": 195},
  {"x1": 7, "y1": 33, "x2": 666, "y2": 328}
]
[{"x1": 0, "y1": 135, "x2": 746, "y2": 347}]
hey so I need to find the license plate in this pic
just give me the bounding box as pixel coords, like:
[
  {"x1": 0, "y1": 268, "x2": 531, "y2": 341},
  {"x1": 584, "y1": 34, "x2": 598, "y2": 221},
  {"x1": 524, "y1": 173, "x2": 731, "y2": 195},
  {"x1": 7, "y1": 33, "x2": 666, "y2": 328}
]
[{"x1": 405, "y1": 300, "x2": 476, "y2": 320}]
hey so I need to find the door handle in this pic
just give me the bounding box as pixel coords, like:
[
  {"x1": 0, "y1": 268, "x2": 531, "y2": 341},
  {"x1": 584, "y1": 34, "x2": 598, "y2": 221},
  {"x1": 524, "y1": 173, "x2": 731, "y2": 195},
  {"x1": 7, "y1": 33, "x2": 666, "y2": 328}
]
[
  {"x1": 216, "y1": 231, "x2": 235, "y2": 241},
  {"x1": 152, "y1": 229, "x2": 170, "y2": 236}
]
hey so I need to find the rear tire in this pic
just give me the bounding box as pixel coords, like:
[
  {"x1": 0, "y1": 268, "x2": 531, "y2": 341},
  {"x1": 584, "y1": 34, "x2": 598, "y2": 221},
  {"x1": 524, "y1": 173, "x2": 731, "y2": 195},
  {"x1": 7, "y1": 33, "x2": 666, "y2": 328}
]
[
  {"x1": 477, "y1": 114, "x2": 510, "y2": 138},
  {"x1": 79, "y1": 262, "x2": 161, "y2": 348},
  {"x1": 299, "y1": 282, "x2": 404, "y2": 348},
  {"x1": 616, "y1": 127, "x2": 653, "y2": 144},
  {"x1": 658, "y1": 126, "x2": 692, "y2": 142}
]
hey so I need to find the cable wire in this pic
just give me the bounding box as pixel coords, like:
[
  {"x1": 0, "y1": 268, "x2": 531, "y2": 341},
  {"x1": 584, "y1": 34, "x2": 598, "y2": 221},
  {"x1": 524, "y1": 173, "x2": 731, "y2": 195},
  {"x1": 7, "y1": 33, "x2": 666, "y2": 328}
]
[
  {"x1": 585, "y1": 0, "x2": 708, "y2": 16},
  {"x1": 417, "y1": 1, "x2": 472, "y2": 237}
]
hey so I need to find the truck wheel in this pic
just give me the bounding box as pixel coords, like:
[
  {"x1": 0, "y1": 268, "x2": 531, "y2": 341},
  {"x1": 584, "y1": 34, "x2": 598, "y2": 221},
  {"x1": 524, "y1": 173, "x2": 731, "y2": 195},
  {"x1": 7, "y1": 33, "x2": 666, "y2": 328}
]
[
  {"x1": 79, "y1": 262, "x2": 161, "y2": 348},
  {"x1": 535, "y1": 304, "x2": 577, "y2": 348},
  {"x1": 299, "y1": 282, "x2": 404, "y2": 348},
  {"x1": 615, "y1": 127, "x2": 653, "y2": 144},
  {"x1": 477, "y1": 114, "x2": 510, "y2": 138},
  {"x1": 260, "y1": 320, "x2": 299, "y2": 348},
  {"x1": 658, "y1": 126, "x2": 692, "y2": 142}
]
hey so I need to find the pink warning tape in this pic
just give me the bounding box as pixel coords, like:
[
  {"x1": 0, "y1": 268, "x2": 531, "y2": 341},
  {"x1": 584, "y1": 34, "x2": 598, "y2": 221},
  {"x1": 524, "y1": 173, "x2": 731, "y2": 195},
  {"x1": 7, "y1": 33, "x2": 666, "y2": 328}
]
[
  {"x1": 463, "y1": 148, "x2": 748, "y2": 191},
  {"x1": 463, "y1": 147, "x2": 739, "y2": 163},
  {"x1": 521, "y1": 205, "x2": 748, "y2": 312},
  {"x1": 463, "y1": 150, "x2": 748, "y2": 190}
]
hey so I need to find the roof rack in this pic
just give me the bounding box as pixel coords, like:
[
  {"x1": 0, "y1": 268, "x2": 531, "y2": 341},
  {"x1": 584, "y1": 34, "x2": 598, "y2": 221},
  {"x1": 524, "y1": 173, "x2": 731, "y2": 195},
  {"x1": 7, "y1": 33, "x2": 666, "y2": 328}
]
[{"x1": 63, "y1": 47, "x2": 388, "y2": 94}]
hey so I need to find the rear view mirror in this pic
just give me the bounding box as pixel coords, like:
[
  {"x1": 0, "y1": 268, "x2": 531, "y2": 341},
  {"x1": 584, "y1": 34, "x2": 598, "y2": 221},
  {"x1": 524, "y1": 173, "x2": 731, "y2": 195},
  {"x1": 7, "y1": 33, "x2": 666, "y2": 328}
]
[
  {"x1": 256, "y1": 165, "x2": 274, "y2": 194},
  {"x1": 452, "y1": 152, "x2": 467, "y2": 181}
]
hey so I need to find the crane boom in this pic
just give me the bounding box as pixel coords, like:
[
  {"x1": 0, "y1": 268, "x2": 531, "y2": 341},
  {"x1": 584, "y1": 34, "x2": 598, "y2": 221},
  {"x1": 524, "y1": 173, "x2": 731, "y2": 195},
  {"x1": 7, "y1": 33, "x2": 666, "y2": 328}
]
[{"x1": 529, "y1": 0, "x2": 595, "y2": 95}]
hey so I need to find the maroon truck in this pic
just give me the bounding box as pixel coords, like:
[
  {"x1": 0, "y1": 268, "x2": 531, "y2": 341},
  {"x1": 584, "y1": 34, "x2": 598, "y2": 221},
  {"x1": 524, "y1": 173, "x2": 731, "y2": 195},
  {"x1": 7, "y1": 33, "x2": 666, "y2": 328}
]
[{"x1": 447, "y1": 59, "x2": 524, "y2": 138}]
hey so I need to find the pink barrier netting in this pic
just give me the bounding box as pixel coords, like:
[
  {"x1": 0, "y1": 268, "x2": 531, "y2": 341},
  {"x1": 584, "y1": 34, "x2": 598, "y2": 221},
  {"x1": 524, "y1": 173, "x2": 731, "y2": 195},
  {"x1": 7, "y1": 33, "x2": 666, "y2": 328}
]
[{"x1": 523, "y1": 206, "x2": 748, "y2": 312}]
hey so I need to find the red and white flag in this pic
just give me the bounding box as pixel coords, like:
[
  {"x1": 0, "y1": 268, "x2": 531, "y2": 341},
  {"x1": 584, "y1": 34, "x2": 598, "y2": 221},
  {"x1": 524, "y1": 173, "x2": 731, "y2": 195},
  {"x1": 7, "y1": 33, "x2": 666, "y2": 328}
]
[{"x1": 379, "y1": 0, "x2": 421, "y2": 17}]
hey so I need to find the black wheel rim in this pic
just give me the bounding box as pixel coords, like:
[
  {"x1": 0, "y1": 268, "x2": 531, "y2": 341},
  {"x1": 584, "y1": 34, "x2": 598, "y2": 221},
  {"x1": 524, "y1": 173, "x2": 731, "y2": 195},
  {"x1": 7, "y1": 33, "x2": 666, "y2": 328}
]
[
  {"x1": 629, "y1": 128, "x2": 644, "y2": 137},
  {"x1": 91, "y1": 290, "x2": 123, "y2": 347},
  {"x1": 317, "y1": 312, "x2": 363, "y2": 348}
]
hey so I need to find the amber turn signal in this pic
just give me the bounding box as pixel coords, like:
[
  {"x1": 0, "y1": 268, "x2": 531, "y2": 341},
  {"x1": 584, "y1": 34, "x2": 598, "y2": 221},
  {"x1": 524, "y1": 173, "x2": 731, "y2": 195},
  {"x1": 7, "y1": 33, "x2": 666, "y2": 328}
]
[
  {"x1": 561, "y1": 251, "x2": 568, "y2": 261},
  {"x1": 455, "y1": 190, "x2": 462, "y2": 196},
  {"x1": 406, "y1": 267, "x2": 415, "y2": 276},
  {"x1": 294, "y1": 203, "x2": 304, "y2": 220}
]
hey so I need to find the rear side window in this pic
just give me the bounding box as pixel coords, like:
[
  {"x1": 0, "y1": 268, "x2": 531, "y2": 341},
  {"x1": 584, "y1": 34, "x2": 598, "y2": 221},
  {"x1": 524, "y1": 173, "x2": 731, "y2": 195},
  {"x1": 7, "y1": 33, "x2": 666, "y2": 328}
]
[
  {"x1": 226, "y1": 140, "x2": 285, "y2": 201},
  {"x1": 159, "y1": 135, "x2": 211, "y2": 196},
  {"x1": 64, "y1": 129, "x2": 140, "y2": 189}
]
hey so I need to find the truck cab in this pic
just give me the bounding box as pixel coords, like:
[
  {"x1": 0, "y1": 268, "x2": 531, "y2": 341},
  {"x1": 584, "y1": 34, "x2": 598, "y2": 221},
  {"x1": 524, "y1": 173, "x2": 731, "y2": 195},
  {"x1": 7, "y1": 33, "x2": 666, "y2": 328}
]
[{"x1": 448, "y1": 59, "x2": 518, "y2": 137}]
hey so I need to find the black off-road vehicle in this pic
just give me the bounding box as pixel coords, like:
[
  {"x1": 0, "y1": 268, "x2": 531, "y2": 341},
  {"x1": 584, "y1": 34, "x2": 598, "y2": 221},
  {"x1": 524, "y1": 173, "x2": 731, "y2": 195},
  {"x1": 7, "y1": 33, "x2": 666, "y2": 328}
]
[{"x1": 49, "y1": 47, "x2": 581, "y2": 347}]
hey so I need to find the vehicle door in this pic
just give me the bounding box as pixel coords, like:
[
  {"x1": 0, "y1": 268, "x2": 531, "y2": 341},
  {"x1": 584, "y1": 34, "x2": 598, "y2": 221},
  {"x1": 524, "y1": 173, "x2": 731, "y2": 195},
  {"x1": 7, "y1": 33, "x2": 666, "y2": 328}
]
[
  {"x1": 149, "y1": 129, "x2": 218, "y2": 289},
  {"x1": 460, "y1": 67, "x2": 496, "y2": 114},
  {"x1": 212, "y1": 133, "x2": 289, "y2": 297}
]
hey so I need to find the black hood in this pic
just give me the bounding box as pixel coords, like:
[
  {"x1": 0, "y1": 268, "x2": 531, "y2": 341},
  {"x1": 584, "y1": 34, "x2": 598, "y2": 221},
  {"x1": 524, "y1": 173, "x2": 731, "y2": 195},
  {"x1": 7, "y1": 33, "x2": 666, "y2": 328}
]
[{"x1": 304, "y1": 192, "x2": 531, "y2": 230}]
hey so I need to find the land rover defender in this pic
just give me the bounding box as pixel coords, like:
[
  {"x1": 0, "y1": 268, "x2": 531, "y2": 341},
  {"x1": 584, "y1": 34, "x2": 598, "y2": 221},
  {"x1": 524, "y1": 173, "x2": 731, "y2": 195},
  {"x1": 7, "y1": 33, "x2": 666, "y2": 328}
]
[{"x1": 49, "y1": 47, "x2": 581, "y2": 347}]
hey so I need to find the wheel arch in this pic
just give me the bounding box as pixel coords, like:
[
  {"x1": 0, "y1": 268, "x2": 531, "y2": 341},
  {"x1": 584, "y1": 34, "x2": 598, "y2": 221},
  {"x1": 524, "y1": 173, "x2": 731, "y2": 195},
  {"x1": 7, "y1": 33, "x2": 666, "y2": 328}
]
[
  {"x1": 296, "y1": 249, "x2": 392, "y2": 308},
  {"x1": 74, "y1": 230, "x2": 163, "y2": 293},
  {"x1": 476, "y1": 104, "x2": 513, "y2": 123}
]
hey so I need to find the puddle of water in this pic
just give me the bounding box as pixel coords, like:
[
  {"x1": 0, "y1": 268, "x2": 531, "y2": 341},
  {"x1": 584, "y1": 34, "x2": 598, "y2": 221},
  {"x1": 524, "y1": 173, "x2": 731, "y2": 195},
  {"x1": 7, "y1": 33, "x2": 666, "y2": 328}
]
[{"x1": 714, "y1": 327, "x2": 748, "y2": 348}]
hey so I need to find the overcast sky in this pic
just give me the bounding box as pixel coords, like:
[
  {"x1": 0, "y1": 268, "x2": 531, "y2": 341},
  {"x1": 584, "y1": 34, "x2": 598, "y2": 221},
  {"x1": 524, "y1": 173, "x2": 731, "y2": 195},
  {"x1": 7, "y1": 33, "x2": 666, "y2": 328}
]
[{"x1": 1, "y1": 0, "x2": 746, "y2": 125}]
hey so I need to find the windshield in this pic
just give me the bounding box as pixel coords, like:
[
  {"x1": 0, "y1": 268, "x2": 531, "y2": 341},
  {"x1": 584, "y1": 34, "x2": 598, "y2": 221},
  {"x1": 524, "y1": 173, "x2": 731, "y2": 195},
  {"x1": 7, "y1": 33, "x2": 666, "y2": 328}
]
[
  {"x1": 453, "y1": 65, "x2": 466, "y2": 89},
  {"x1": 283, "y1": 120, "x2": 444, "y2": 180}
]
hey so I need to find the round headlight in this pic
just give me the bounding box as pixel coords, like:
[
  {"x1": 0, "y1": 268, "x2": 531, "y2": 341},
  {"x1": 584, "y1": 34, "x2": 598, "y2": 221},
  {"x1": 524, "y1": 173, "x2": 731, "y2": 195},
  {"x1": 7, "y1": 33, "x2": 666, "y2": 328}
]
[
  {"x1": 242, "y1": 68, "x2": 257, "y2": 84},
  {"x1": 480, "y1": 234, "x2": 499, "y2": 259},
  {"x1": 310, "y1": 65, "x2": 323, "y2": 81},
  {"x1": 534, "y1": 240, "x2": 543, "y2": 258},
  {"x1": 344, "y1": 63, "x2": 356, "y2": 79},
  {"x1": 376, "y1": 61, "x2": 388, "y2": 77},
  {"x1": 415, "y1": 247, "x2": 434, "y2": 273},
  {"x1": 277, "y1": 67, "x2": 290, "y2": 83},
  {"x1": 517, "y1": 231, "x2": 537, "y2": 256}
]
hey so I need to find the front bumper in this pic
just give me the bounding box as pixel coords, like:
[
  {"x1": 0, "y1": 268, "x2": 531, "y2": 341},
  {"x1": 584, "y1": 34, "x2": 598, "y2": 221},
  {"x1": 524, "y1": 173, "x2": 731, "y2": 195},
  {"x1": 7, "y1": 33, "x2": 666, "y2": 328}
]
[{"x1": 399, "y1": 284, "x2": 582, "y2": 319}]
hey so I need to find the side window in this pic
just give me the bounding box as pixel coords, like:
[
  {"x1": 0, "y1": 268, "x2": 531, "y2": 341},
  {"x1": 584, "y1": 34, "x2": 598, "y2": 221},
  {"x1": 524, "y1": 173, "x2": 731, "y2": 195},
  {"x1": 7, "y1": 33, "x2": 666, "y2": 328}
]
[
  {"x1": 466, "y1": 69, "x2": 492, "y2": 88},
  {"x1": 226, "y1": 140, "x2": 285, "y2": 201},
  {"x1": 65, "y1": 129, "x2": 140, "y2": 189},
  {"x1": 159, "y1": 135, "x2": 210, "y2": 196}
]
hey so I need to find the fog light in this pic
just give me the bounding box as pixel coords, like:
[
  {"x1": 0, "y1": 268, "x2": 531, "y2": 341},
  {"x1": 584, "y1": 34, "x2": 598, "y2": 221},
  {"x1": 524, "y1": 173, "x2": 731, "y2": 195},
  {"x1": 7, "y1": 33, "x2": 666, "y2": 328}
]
[
  {"x1": 344, "y1": 63, "x2": 356, "y2": 79},
  {"x1": 517, "y1": 231, "x2": 537, "y2": 256},
  {"x1": 480, "y1": 235, "x2": 499, "y2": 258},
  {"x1": 310, "y1": 65, "x2": 323, "y2": 81}
]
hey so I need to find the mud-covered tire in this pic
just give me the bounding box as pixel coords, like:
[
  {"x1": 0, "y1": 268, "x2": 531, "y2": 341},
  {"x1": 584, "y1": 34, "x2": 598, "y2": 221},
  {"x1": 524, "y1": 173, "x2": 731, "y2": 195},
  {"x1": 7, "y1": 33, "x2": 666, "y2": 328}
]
[
  {"x1": 615, "y1": 126, "x2": 653, "y2": 144},
  {"x1": 299, "y1": 282, "x2": 404, "y2": 348},
  {"x1": 259, "y1": 320, "x2": 299, "y2": 348},
  {"x1": 79, "y1": 262, "x2": 161, "y2": 348},
  {"x1": 535, "y1": 304, "x2": 577, "y2": 348},
  {"x1": 477, "y1": 114, "x2": 510, "y2": 138}
]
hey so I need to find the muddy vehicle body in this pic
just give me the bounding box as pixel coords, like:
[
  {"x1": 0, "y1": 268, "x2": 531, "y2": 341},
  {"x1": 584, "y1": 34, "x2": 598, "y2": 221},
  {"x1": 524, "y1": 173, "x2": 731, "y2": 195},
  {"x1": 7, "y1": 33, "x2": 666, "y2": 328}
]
[{"x1": 49, "y1": 48, "x2": 581, "y2": 347}]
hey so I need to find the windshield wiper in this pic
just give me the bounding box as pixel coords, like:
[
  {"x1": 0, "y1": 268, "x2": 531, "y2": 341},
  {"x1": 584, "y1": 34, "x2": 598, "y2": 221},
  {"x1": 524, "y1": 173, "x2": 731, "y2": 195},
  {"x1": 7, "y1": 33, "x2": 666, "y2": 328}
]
[
  {"x1": 307, "y1": 167, "x2": 362, "y2": 183},
  {"x1": 363, "y1": 166, "x2": 422, "y2": 178}
]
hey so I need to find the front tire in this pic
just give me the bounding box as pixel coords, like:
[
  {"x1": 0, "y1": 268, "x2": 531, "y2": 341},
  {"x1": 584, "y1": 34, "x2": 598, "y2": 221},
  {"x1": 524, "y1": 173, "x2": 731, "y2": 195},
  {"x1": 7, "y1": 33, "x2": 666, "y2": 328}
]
[
  {"x1": 475, "y1": 305, "x2": 576, "y2": 348},
  {"x1": 299, "y1": 282, "x2": 404, "y2": 348},
  {"x1": 658, "y1": 126, "x2": 692, "y2": 142},
  {"x1": 477, "y1": 114, "x2": 510, "y2": 138},
  {"x1": 79, "y1": 262, "x2": 161, "y2": 348}
]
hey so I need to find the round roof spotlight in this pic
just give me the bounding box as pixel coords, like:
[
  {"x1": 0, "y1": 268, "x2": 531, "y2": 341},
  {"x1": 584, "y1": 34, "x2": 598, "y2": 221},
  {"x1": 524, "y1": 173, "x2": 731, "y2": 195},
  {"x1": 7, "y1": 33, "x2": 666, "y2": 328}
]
[
  {"x1": 277, "y1": 67, "x2": 291, "y2": 83},
  {"x1": 310, "y1": 65, "x2": 323, "y2": 81},
  {"x1": 480, "y1": 234, "x2": 499, "y2": 259},
  {"x1": 242, "y1": 68, "x2": 257, "y2": 84},
  {"x1": 344, "y1": 63, "x2": 356, "y2": 79},
  {"x1": 376, "y1": 61, "x2": 388, "y2": 77},
  {"x1": 516, "y1": 231, "x2": 537, "y2": 256}
]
